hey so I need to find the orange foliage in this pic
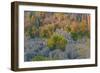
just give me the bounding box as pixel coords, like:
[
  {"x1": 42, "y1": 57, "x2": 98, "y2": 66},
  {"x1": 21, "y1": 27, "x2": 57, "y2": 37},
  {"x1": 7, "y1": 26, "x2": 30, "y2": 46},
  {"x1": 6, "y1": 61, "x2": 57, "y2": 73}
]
[
  {"x1": 87, "y1": 15, "x2": 90, "y2": 32},
  {"x1": 70, "y1": 20, "x2": 78, "y2": 32},
  {"x1": 80, "y1": 19, "x2": 86, "y2": 32}
]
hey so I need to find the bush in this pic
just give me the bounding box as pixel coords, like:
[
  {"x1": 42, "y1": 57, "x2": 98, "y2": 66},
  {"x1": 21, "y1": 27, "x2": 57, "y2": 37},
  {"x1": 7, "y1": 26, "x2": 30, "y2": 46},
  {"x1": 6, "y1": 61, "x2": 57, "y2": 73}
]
[
  {"x1": 47, "y1": 33, "x2": 67, "y2": 51},
  {"x1": 71, "y1": 31, "x2": 84, "y2": 41},
  {"x1": 70, "y1": 31, "x2": 89, "y2": 41},
  {"x1": 64, "y1": 25, "x2": 71, "y2": 32},
  {"x1": 70, "y1": 32, "x2": 78, "y2": 41},
  {"x1": 30, "y1": 26, "x2": 39, "y2": 38},
  {"x1": 25, "y1": 26, "x2": 39, "y2": 38},
  {"x1": 32, "y1": 55, "x2": 48, "y2": 61},
  {"x1": 39, "y1": 24, "x2": 55, "y2": 38}
]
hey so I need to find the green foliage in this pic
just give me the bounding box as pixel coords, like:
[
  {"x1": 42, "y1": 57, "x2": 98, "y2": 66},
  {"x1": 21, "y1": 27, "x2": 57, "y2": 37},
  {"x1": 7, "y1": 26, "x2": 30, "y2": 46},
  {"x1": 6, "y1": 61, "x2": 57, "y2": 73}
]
[
  {"x1": 25, "y1": 26, "x2": 38, "y2": 38},
  {"x1": 71, "y1": 32, "x2": 78, "y2": 41},
  {"x1": 34, "y1": 16, "x2": 41, "y2": 29},
  {"x1": 71, "y1": 31, "x2": 85, "y2": 41},
  {"x1": 64, "y1": 25, "x2": 71, "y2": 32},
  {"x1": 85, "y1": 31, "x2": 90, "y2": 38},
  {"x1": 47, "y1": 33, "x2": 67, "y2": 51},
  {"x1": 71, "y1": 30, "x2": 90, "y2": 41},
  {"x1": 32, "y1": 55, "x2": 48, "y2": 61}
]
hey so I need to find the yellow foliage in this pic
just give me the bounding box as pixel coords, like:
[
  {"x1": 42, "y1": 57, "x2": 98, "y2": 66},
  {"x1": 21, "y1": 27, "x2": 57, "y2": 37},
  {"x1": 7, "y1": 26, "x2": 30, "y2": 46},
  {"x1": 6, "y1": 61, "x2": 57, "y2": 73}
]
[
  {"x1": 39, "y1": 24, "x2": 55, "y2": 38},
  {"x1": 80, "y1": 20, "x2": 86, "y2": 32},
  {"x1": 47, "y1": 38, "x2": 55, "y2": 48},
  {"x1": 70, "y1": 20, "x2": 78, "y2": 32},
  {"x1": 47, "y1": 33, "x2": 67, "y2": 50}
]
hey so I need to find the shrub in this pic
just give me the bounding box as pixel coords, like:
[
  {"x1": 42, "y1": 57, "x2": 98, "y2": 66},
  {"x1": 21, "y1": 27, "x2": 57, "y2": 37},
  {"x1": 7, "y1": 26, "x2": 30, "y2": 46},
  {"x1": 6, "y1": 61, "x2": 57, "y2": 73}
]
[
  {"x1": 32, "y1": 55, "x2": 48, "y2": 61},
  {"x1": 70, "y1": 21, "x2": 79, "y2": 32},
  {"x1": 70, "y1": 31, "x2": 89, "y2": 41},
  {"x1": 85, "y1": 31, "x2": 90, "y2": 38},
  {"x1": 47, "y1": 33, "x2": 67, "y2": 51},
  {"x1": 39, "y1": 24, "x2": 55, "y2": 38},
  {"x1": 30, "y1": 26, "x2": 39, "y2": 38},
  {"x1": 64, "y1": 25, "x2": 71, "y2": 32},
  {"x1": 80, "y1": 20, "x2": 87, "y2": 32},
  {"x1": 39, "y1": 26, "x2": 50, "y2": 38},
  {"x1": 25, "y1": 26, "x2": 39, "y2": 38},
  {"x1": 71, "y1": 32, "x2": 83, "y2": 41},
  {"x1": 70, "y1": 32, "x2": 78, "y2": 41}
]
